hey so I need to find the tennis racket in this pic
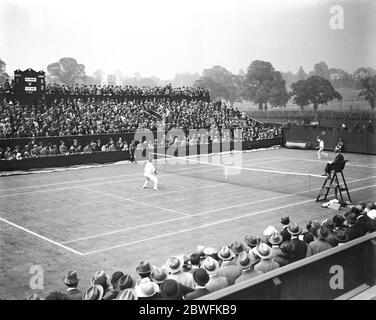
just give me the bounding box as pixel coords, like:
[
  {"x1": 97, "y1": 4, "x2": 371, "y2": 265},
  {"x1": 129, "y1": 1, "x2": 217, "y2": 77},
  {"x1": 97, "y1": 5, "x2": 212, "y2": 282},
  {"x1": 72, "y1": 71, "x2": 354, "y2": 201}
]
[{"x1": 155, "y1": 164, "x2": 164, "y2": 173}]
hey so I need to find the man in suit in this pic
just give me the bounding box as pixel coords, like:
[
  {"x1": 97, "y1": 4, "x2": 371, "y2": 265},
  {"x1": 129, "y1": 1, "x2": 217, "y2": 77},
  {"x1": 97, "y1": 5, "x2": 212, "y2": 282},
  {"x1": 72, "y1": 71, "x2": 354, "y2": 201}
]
[
  {"x1": 184, "y1": 269, "x2": 210, "y2": 300},
  {"x1": 217, "y1": 246, "x2": 242, "y2": 285},
  {"x1": 235, "y1": 252, "x2": 263, "y2": 283},
  {"x1": 322, "y1": 151, "x2": 345, "y2": 178},
  {"x1": 202, "y1": 257, "x2": 228, "y2": 292},
  {"x1": 287, "y1": 222, "x2": 307, "y2": 261},
  {"x1": 306, "y1": 225, "x2": 333, "y2": 256},
  {"x1": 280, "y1": 216, "x2": 291, "y2": 242},
  {"x1": 345, "y1": 210, "x2": 368, "y2": 241},
  {"x1": 63, "y1": 271, "x2": 82, "y2": 300}
]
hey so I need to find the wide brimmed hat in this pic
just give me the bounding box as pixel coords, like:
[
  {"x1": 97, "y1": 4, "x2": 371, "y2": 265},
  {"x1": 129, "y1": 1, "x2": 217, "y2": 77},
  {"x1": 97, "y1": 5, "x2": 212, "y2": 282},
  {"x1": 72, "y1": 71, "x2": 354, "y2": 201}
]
[
  {"x1": 91, "y1": 270, "x2": 107, "y2": 287},
  {"x1": 136, "y1": 261, "x2": 151, "y2": 275},
  {"x1": 63, "y1": 270, "x2": 79, "y2": 285},
  {"x1": 280, "y1": 216, "x2": 290, "y2": 225},
  {"x1": 317, "y1": 225, "x2": 329, "y2": 239},
  {"x1": 255, "y1": 243, "x2": 273, "y2": 260},
  {"x1": 115, "y1": 274, "x2": 134, "y2": 291},
  {"x1": 367, "y1": 209, "x2": 376, "y2": 220},
  {"x1": 203, "y1": 247, "x2": 217, "y2": 256},
  {"x1": 202, "y1": 256, "x2": 219, "y2": 275},
  {"x1": 160, "y1": 279, "x2": 181, "y2": 300},
  {"x1": 82, "y1": 284, "x2": 104, "y2": 300},
  {"x1": 150, "y1": 267, "x2": 168, "y2": 284},
  {"x1": 217, "y1": 246, "x2": 235, "y2": 261},
  {"x1": 230, "y1": 241, "x2": 245, "y2": 255},
  {"x1": 238, "y1": 251, "x2": 253, "y2": 269},
  {"x1": 244, "y1": 235, "x2": 259, "y2": 248},
  {"x1": 135, "y1": 278, "x2": 160, "y2": 298},
  {"x1": 116, "y1": 288, "x2": 138, "y2": 300},
  {"x1": 335, "y1": 230, "x2": 349, "y2": 243},
  {"x1": 268, "y1": 232, "x2": 283, "y2": 245},
  {"x1": 263, "y1": 225, "x2": 278, "y2": 236},
  {"x1": 110, "y1": 271, "x2": 124, "y2": 288},
  {"x1": 165, "y1": 255, "x2": 184, "y2": 274},
  {"x1": 287, "y1": 222, "x2": 302, "y2": 236},
  {"x1": 193, "y1": 269, "x2": 209, "y2": 286}
]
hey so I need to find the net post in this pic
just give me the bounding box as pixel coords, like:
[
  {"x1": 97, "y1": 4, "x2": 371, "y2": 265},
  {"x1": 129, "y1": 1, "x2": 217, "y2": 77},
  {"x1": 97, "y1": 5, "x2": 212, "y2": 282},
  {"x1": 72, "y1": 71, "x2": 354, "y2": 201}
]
[{"x1": 225, "y1": 166, "x2": 228, "y2": 181}]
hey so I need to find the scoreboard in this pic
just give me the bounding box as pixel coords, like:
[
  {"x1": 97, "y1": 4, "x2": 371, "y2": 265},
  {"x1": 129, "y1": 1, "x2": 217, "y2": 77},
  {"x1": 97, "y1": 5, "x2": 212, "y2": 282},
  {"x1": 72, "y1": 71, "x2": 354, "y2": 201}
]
[{"x1": 14, "y1": 68, "x2": 45, "y2": 94}]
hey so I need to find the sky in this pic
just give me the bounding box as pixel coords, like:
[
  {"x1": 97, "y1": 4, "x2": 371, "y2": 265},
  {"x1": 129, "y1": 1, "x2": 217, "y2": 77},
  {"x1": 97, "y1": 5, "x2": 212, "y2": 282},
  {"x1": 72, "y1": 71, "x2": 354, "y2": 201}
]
[{"x1": 0, "y1": 0, "x2": 375, "y2": 79}]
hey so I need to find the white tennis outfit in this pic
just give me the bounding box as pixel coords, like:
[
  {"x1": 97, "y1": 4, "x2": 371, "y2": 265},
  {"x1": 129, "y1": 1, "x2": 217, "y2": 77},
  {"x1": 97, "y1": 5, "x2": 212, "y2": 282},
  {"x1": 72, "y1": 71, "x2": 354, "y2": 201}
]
[
  {"x1": 318, "y1": 139, "x2": 328, "y2": 159},
  {"x1": 143, "y1": 161, "x2": 158, "y2": 190}
]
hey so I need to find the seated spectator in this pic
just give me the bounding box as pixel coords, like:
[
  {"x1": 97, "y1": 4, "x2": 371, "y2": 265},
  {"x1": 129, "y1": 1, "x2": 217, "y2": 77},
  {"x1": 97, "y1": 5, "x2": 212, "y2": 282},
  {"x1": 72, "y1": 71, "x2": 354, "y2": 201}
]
[
  {"x1": 135, "y1": 261, "x2": 152, "y2": 283},
  {"x1": 103, "y1": 272, "x2": 133, "y2": 300},
  {"x1": 217, "y1": 246, "x2": 242, "y2": 285},
  {"x1": 287, "y1": 222, "x2": 307, "y2": 261},
  {"x1": 160, "y1": 279, "x2": 193, "y2": 300},
  {"x1": 273, "y1": 242, "x2": 293, "y2": 267},
  {"x1": 344, "y1": 209, "x2": 367, "y2": 241},
  {"x1": 268, "y1": 233, "x2": 283, "y2": 258},
  {"x1": 184, "y1": 269, "x2": 210, "y2": 300},
  {"x1": 235, "y1": 252, "x2": 263, "y2": 283},
  {"x1": 244, "y1": 235, "x2": 260, "y2": 250},
  {"x1": 165, "y1": 255, "x2": 195, "y2": 289},
  {"x1": 231, "y1": 241, "x2": 246, "y2": 263},
  {"x1": 134, "y1": 278, "x2": 161, "y2": 300},
  {"x1": 63, "y1": 270, "x2": 82, "y2": 300},
  {"x1": 189, "y1": 253, "x2": 201, "y2": 272},
  {"x1": 303, "y1": 220, "x2": 321, "y2": 244},
  {"x1": 91, "y1": 270, "x2": 111, "y2": 298},
  {"x1": 202, "y1": 257, "x2": 228, "y2": 292},
  {"x1": 335, "y1": 229, "x2": 349, "y2": 245},
  {"x1": 253, "y1": 243, "x2": 280, "y2": 273},
  {"x1": 82, "y1": 284, "x2": 104, "y2": 300},
  {"x1": 306, "y1": 225, "x2": 333, "y2": 257},
  {"x1": 116, "y1": 288, "x2": 138, "y2": 300},
  {"x1": 150, "y1": 267, "x2": 168, "y2": 288}
]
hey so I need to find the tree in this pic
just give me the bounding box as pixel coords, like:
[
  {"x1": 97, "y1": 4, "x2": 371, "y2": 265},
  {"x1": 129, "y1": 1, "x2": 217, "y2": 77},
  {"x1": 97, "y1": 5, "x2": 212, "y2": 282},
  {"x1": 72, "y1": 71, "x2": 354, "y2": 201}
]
[
  {"x1": 329, "y1": 68, "x2": 354, "y2": 88},
  {"x1": 352, "y1": 67, "x2": 376, "y2": 89},
  {"x1": 359, "y1": 76, "x2": 376, "y2": 109},
  {"x1": 194, "y1": 65, "x2": 240, "y2": 103},
  {"x1": 281, "y1": 71, "x2": 297, "y2": 89},
  {"x1": 309, "y1": 61, "x2": 330, "y2": 80},
  {"x1": 92, "y1": 69, "x2": 105, "y2": 84},
  {"x1": 0, "y1": 58, "x2": 10, "y2": 83},
  {"x1": 291, "y1": 76, "x2": 342, "y2": 110},
  {"x1": 296, "y1": 66, "x2": 307, "y2": 81},
  {"x1": 242, "y1": 60, "x2": 289, "y2": 109},
  {"x1": 46, "y1": 57, "x2": 86, "y2": 85}
]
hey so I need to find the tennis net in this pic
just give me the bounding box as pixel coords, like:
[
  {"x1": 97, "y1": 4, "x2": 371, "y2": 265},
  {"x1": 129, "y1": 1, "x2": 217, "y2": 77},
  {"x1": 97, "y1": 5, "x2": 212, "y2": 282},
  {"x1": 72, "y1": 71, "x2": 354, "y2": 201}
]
[{"x1": 151, "y1": 152, "x2": 326, "y2": 198}]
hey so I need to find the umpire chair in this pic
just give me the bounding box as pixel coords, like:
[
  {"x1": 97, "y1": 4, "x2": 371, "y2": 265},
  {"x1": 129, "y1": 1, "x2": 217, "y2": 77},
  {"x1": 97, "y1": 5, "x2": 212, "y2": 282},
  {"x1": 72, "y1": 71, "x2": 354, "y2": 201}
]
[{"x1": 316, "y1": 160, "x2": 352, "y2": 205}]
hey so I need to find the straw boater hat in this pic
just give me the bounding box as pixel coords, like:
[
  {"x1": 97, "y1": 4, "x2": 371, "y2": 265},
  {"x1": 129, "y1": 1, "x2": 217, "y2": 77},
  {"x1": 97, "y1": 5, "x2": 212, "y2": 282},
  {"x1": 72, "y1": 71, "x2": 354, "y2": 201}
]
[
  {"x1": 82, "y1": 284, "x2": 104, "y2": 300},
  {"x1": 287, "y1": 222, "x2": 302, "y2": 236},
  {"x1": 165, "y1": 255, "x2": 184, "y2": 274},
  {"x1": 217, "y1": 246, "x2": 235, "y2": 261},
  {"x1": 202, "y1": 256, "x2": 219, "y2": 275},
  {"x1": 116, "y1": 288, "x2": 138, "y2": 300},
  {"x1": 63, "y1": 270, "x2": 79, "y2": 285},
  {"x1": 134, "y1": 278, "x2": 160, "y2": 298},
  {"x1": 254, "y1": 243, "x2": 273, "y2": 260}
]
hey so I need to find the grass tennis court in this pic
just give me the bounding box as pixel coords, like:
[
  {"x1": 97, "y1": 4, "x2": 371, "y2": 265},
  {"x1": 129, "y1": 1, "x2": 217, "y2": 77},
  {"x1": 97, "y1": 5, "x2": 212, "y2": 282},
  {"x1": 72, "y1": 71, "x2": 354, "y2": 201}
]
[{"x1": 0, "y1": 148, "x2": 375, "y2": 299}]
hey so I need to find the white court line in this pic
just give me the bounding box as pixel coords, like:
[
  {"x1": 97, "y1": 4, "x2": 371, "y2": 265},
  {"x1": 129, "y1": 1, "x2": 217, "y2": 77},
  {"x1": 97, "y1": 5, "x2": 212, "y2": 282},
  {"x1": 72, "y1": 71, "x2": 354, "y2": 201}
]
[
  {"x1": 277, "y1": 156, "x2": 376, "y2": 169},
  {"x1": 0, "y1": 216, "x2": 84, "y2": 256},
  {"x1": 80, "y1": 183, "x2": 376, "y2": 255},
  {"x1": 78, "y1": 186, "x2": 190, "y2": 217},
  {"x1": 62, "y1": 175, "x2": 376, "y2": 245},
  {"x1": 0, "y1": 156, "x2": 286, "y2": 198}
]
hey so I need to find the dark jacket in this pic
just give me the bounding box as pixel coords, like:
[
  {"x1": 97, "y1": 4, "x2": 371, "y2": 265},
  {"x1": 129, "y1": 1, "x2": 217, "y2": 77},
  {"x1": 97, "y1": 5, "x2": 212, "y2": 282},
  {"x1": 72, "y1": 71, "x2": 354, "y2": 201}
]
[
  {"x1": 280, "y1": 227, "x2": 291, "y2": 242},
  {"x1": 289, "y1": 238, "x2": 307, "y2": 261},
  {"x1": 184, "y1": 288, "x2": 211, "y2": 300},
  {"x1": 64, "y1": 288, "x2": 82, "y2": 300}
]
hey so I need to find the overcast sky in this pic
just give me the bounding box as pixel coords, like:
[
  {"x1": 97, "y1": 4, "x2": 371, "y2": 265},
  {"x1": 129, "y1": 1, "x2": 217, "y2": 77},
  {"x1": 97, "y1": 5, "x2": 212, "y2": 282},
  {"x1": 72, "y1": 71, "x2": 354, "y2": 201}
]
[{"x1": 0, "y1": 0, "x2": 375, "y2": 79}]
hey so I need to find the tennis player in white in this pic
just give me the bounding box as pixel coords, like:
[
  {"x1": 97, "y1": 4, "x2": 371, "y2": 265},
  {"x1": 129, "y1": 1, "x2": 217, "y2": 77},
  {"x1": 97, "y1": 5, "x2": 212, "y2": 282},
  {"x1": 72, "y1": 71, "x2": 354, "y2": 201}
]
[
  {"x1": 317, "y1": 136, "x2": 328, "y2": 159},
  {"x1": 142, "y1": 158, "x2": 159, "y2": 191}
]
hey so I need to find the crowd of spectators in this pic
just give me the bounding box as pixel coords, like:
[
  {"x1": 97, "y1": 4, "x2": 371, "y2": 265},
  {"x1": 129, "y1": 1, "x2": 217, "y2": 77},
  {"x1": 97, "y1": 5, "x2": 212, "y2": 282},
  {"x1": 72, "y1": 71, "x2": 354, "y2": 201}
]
[
  {"x1": 0, "y1": 80, "x2": 210, "y2": 102},
  {"x1": 26, "y1": 201, "x2": 376, "y2": 300}
]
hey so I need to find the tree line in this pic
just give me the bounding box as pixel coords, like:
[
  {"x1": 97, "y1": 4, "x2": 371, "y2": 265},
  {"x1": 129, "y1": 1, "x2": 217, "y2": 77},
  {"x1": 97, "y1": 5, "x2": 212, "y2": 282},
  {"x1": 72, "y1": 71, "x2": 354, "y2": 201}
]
[{"x1": 0, "y1": 57, "x2": 375, "y2": 110}]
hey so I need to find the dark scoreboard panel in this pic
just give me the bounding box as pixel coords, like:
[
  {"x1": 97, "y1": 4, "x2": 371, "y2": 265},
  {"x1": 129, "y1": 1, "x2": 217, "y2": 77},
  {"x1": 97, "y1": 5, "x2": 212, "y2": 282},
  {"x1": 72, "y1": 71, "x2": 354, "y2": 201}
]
[{"x1": 14, "y1": 68, "x2": 45, "y2": 94}]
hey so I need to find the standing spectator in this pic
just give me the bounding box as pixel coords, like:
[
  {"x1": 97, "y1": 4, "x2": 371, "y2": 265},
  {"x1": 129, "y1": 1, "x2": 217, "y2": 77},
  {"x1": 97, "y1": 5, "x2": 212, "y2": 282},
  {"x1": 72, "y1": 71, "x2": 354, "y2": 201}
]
[
  {"x1": 280, "y1": 216, "x2": 291, "y2": 242},
  {"x1": 268, "y1": 233, "x2": 283, "y2": 258},
  {"x1": 63, "y1": 271, "x2": 82, "y2": 300},
  {"x1": 82, "y1": 284, "x2": 104, "y2": 300},
  {"x1": 135, "y1": 278, "x2": 161, "y2": 300},
  {"x1": 150, "y1": 266, "x2": 168, "y2": 288},
  {"x1": 273, "y1": 242, "x2": 293, "y2": 267},
  {"x1": 287, "y1": 222, "x2": 307, "y2": 261},
  {"x1": 135, "y1": 261, "x2": 152, "y2": 283},
  {"x1": 160, "y1": 279, "x2": 192, "y2": 300}
]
